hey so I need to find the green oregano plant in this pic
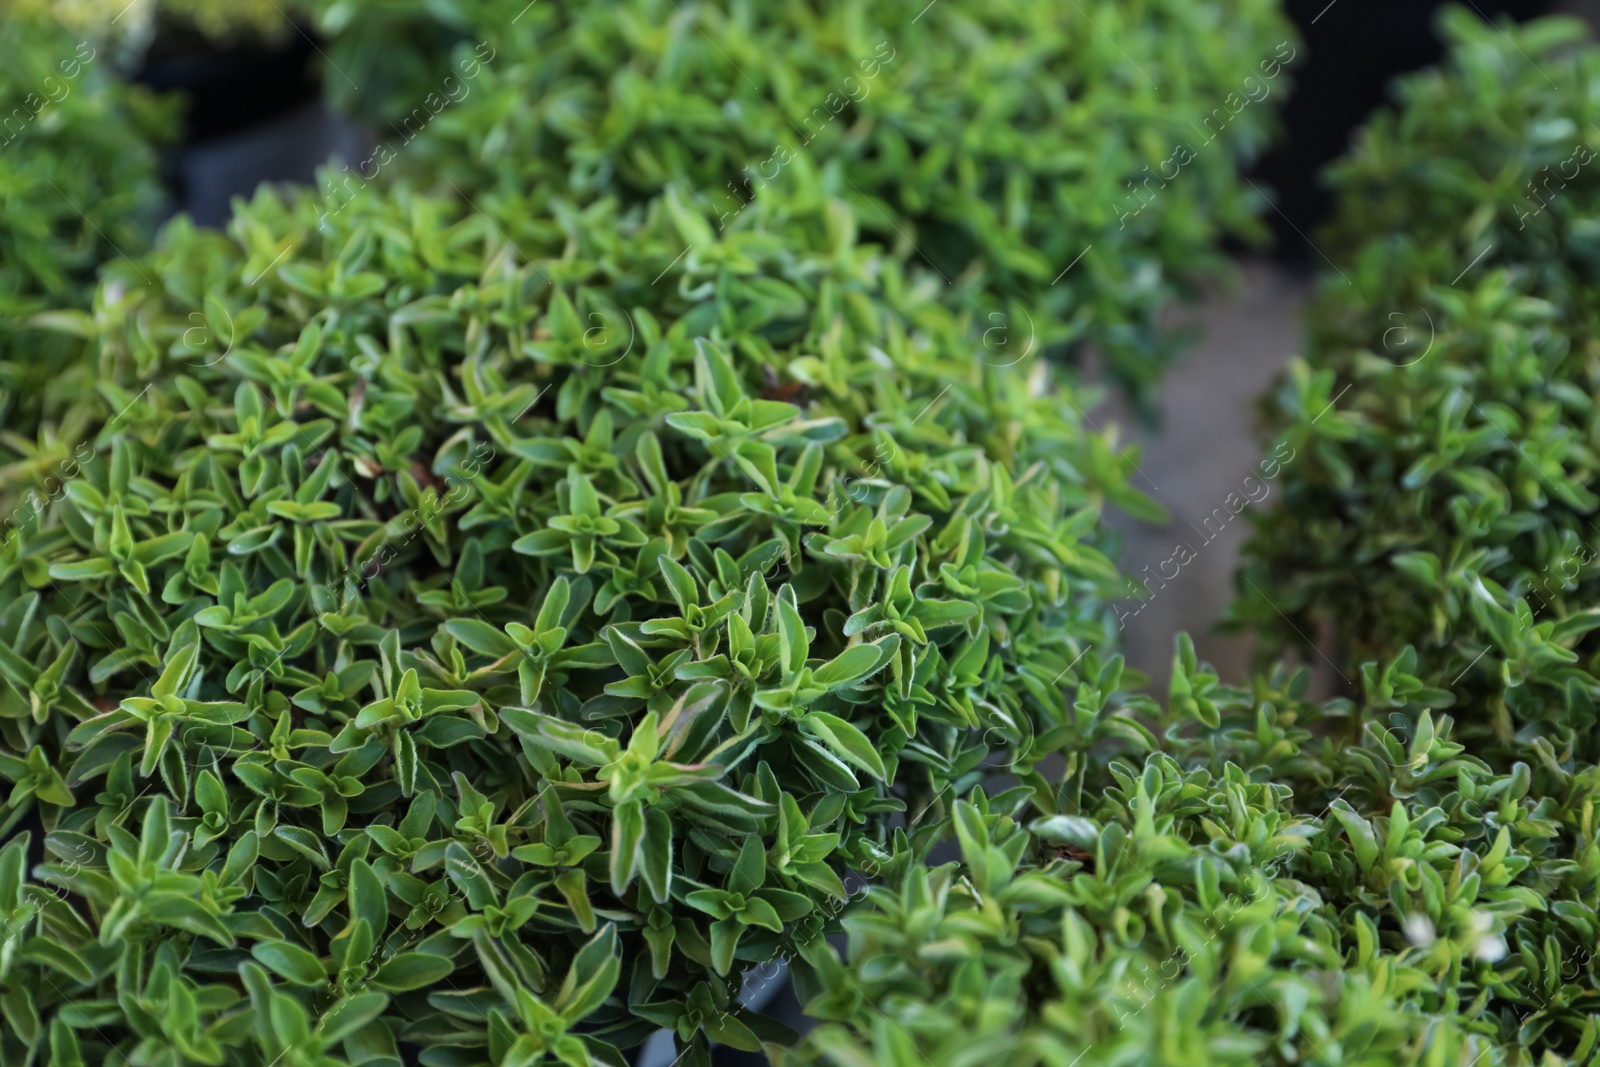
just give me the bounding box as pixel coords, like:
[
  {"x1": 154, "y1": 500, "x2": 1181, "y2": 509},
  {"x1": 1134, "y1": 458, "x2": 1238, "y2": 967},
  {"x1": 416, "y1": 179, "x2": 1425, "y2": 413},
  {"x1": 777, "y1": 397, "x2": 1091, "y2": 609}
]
[
  {"x1": 793, "y1": 636, "x2": 1600, "y2": 1067},
  {"x1": 1314, "y1": 7, "x2": 1600, "y2": 312},
  {"x1": 0, "y1": 8, "x2": 172, "y2": 458},
  {"x1": 0, "y1": 175, "x2": 1161, "y2": 1064},
  {"x1": 1229, "y1": 9, "x2": 1600, "y2": 756},
  {"x1": 19, "y1": 5, "x2": 1597, "y2": 1065},
  {"x1": 303, "y1": 0, "x2": 1296, "y2": 401}
]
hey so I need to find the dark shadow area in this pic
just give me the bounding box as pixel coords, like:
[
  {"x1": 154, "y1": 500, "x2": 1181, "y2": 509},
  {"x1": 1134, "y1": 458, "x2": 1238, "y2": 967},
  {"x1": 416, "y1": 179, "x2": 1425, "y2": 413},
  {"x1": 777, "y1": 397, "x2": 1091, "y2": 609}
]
[{"x1": 1251, "y1": 0, "x2": 1550, "y2": 261}]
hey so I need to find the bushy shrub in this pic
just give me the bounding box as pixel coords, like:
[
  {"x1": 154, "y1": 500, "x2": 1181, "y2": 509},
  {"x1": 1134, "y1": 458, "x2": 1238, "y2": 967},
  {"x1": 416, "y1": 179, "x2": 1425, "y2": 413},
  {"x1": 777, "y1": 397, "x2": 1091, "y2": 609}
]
[
  {"x1": 1091, "y1": 14, "x2": 1600, "y2": 1066},
  {"x1": 304, "y1": 0, "x2": 1297, "y2": 400},
  {"x1": 792, "y1": 638, "x2": 1600, "y2": 1066},
  {"x1": 18, "y1": 4, "x2": 1595, "y2": 1066},
  {"x1": 0, "y1": 8, "x2": 171, "y2": 450},
  {"x1": 1317, "y1": 8, "x2": 1600, "y2": 310},
  {"x1": 0, "y1": 176, "x2": 1161, "y2": 1064},
  {"x1": 1230, "y1": 9, "x2": 1600, "y2": 752}
]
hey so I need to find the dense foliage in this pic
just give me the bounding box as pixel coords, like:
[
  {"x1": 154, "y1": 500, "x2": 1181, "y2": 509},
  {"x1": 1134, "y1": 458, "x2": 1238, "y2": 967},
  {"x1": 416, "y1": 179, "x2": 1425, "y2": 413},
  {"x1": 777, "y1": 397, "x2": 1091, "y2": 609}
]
[
  {"x1": 0, "y1": 7, "x2": 171, "y2": 452},
  {"x1": 798, "y1": 10, "x2": 1600, "y2": 1067},
  {"x1": 793, "y1": 640, "x2": 1600, "y2": 1067},
  {"x1": 303, "y1": 0, "x2": 1297, "y2": 400},
  {"x1": 10, "y1": 3, "x2": 1597, "y2": 1066},
  {"x1": 0, "y1": 175, "x2": 1161, "y2": 1064},
  {"x1": 1231, "y1": 8, "x2": 1600, "y2": 748}
]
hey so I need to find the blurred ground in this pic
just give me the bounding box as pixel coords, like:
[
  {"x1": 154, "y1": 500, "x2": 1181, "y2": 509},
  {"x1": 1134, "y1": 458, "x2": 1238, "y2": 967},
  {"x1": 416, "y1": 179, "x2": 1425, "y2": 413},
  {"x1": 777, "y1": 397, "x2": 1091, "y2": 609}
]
[
  {"x1": 169, "y1": 100, "x2": 367, "y2": 225},
  {"x1": 1097, "y1": 258, "x2": 1314, "y2": 694}
]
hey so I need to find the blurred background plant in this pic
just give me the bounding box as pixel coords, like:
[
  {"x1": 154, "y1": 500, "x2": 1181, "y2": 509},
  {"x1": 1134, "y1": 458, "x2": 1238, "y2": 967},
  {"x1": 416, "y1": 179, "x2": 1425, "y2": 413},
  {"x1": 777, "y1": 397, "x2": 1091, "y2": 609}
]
[
  {"x1": 299, "y1": 0, "x2": 1297, "y2": 406},
  {"x1": 4, "y1": 0, "x2": 292, "y2": 51},
  {"x1": 1231, "y1": 10, "x2": 1600, "y2": 760},
  {"x1": 0, "y1": 6, "x2": 174, "y2": 454}
]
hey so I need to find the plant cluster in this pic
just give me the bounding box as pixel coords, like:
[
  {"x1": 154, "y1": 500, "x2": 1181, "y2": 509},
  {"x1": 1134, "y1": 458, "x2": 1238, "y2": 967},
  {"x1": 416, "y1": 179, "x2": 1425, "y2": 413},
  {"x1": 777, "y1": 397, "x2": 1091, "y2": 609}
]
[
  {"x1": 1230, "y1": 8, "x2": 1600, "y2": 751},
  {"x1": 15, "y1": 2, "x2": 1597, "y2": 1066},
  {"x1": 791, "y1": 639, "x2": 1600, "y2": 1067},
  {"x1": 794, "y1": 10, "x2": 1600, "y2": 1066},
  {"x1": 0, "y1": 7, "x2": 171, "y2": 458},
  {"x1": 301, "y1": 0, "x2": 1297, "y2": 400},
  {"x1": 0, "y1": 173, "x2": 1162, "y2": 1064}
]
